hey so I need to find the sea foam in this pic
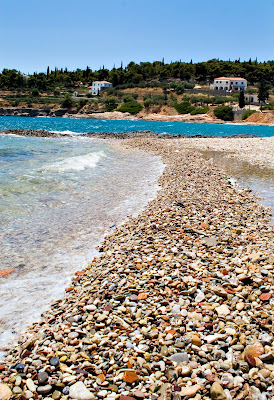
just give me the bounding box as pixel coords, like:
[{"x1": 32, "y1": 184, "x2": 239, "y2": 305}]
[{"x1": 45, "y1": 151, "x2": 105, "y2": 172}]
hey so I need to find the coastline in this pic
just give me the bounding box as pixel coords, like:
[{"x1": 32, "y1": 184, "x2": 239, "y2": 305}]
[
  {"x1": 0, "y1": 134, "x2": 273, "y2": 400},
  {"x1": 0, "y1": 109, "x2": 274, "y2": 126}
]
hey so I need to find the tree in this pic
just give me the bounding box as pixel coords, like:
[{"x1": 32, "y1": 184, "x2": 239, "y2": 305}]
[
  {"x1": 258, "y1": 81, "x2": 270, "y2": 104},
  {"x1": 32, "y1": 88, "x2": 39, "y2": 97},
  {"x1": 238, "y1": 90, "x2": 245, "y2": 108},
  {"x1": 214, "y1": 105, "x2": 234, "y2": 121},
  {"x1": 61, "y1": 93, "x2": 74, "y2": 108}
]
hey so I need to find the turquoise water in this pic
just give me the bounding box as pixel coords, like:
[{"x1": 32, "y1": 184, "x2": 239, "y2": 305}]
[
  {"x1": 0, "y1": 133, "x2": 164, "y2": 353},
  {"x1": 0, "y1": 116, "x2": 273, "y2": 136}
]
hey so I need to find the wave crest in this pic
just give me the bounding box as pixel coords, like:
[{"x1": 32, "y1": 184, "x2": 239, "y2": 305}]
[{"x1": 45, "y1": 151, "x2": 105, "y2": 172}]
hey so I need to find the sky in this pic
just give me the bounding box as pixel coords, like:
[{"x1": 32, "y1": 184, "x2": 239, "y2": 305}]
[{"x1": 1, "y1": 0, "x2": 274, "y2": 74}]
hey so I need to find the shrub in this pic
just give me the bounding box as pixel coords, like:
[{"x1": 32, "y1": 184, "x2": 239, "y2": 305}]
[
  {"x1": 118, "y1": 101, "x2": 143, "y2": 114},
  {"x1": 61, "y1": 93, "x2": 74, "y2": 108},
  {"x1": 190, "y1": 106, "x2": 209, "y2": 115},
  {"x1": 241, "y1": 110, "x2": 256, "y2": 120},
  {"x1": 214, "y1": 105, "x2": 234, "y2": 121},
  {"x1": 32, "y1": 88, "x2": 39, "y2": 97},
  {"x1": 105, "y1": 97, "x2": 118, "y2": 111},
  {"x1": 123, "y1": 94, "x2": 135, "y2": 103},
  {"x1": 174, "y1": 101, "x2": 194, "y2": 114},
  {"x1": 78, "y1": 99, "x2": 88, "y2": 109},
  {"x1": 144, "y1": 98, "x2": 153, "y2": 108}
]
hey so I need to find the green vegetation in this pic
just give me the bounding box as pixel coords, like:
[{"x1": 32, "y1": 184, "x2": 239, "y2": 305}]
[
  {"x1": 239, "y1": 90, "x2": 245, "y2": 108},
  {"x1": 173, "y1": 101, "x2": 209, "y2": 115},
  {"x1": 174, "y1": 101, "x2": 194, "y2": 114},
  {"x1": 118, "y1": 101, "x2": 143, "y2": 114},
  {"x1": 105, "y1": 97, "x2": 118, "y2": 111},
  {"x1": 258, "y1": 81, "x2": 270, "y2": 103},
  {"x1": 214, "y1": 105, "x2": 234, "y2": 121},
  {"x1": 241, "y1": 110, "x2": 256, "y2": 120},
  {"x1": 1, "y1": 59, "x2": 273, "y2": 93},
  {"x1": 190, "y1": 106, "x2": 209, "y2": 115},
  {"x1": 260, "y1": 102, "x2": 274, "y2": 110},
  {"x1": 31, "y1": 88, "x2": 39, "y2": 97},
  {"x1": 61, "y1": 93, "x2": 74, "y2": 108}
]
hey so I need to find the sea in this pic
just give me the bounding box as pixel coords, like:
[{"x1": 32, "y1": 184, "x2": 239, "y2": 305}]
[{"x1": 0, "y1": 116, "x2": 273, "y2": 357}]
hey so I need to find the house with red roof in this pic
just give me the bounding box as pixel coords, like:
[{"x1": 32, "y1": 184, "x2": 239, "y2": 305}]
[{"x1": 210, "y1": 77, "x2": 247, "y2": 92}]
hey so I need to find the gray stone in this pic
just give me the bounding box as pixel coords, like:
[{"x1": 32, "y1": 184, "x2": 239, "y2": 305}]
[
  {"x1": 38, "y1": 371, "x2": 49, "y2": 384},
  {"x1": 169, "y1": 352, "x2": 189, "y2": 364},
  {"x1": 37, "y1": 385, "x2": 52, "y2": 395}
]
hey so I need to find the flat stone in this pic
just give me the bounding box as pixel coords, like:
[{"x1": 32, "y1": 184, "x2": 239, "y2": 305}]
[
  {"x1": 169, "y1": 352, "x2": 189, "y2": 364},
  {"x1": 180, "y1": 384, "x2": 202, "y2": 397},
  {"x1": 210, "y1": 382, "x2": 227, "y2": 400},
  {"x1": 13, "y1": 386, "x2": 22, "y2": 394},
  {"x1": 215, "y1": 305, "x2": 230, "y2": 316},
  {"x1": 244, "y1": 342, "x2": 264, "y2": 358},
  {"x1": 68, "y1": 331, "x2": 79, "y2": 339},
  {"x1": 133, "y1": 390, "x2": 145, "y2": 399},
  {"x1": 69, "y1": 382, "x2": 94, "y2": 400},
  {"x1": 123, "y1": 371, "x2": 139, "y2": 384},
  {"x1": 259, "y1": 293, "x2": 272, "y2": 301},
  {"x1": 97, "y1": 390, "x2": 108, "y2": 398},
  {"x1": 26, "y1": 378, "x2": 37, "y2": 392},
  {"x1": 37, "y1": 385, "x2": 52, "y2": 395},
  {"x1": 23, "y1": 390, "x2": 33, "y2": 399},
  {"x1": 109, "y1": 385, "x2": 118, "y2": 393},
  {"x1": 52, "y1": 390, "x2": 62, "y2": 400},
  {"x1": 120, "y1": 396, "x2": 135, "y2": 400}
]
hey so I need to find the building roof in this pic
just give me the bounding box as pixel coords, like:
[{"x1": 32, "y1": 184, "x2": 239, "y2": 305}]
[
  {"x1": 215, "y1": 77, "x2": 247, "y2": 81},
  {"x1": 92, "y1": 81, "x2": 112, "y2": 84}
]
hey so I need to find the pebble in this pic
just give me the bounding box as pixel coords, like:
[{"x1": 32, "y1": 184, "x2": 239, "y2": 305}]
[
  {"x1": 215, "y1": 305, "x2": 230, "y2": 316},
  {"x1": 24, "y1": 390, "x2": 34, "y2": 399},
  {"x1": 38, "y1": 371, "x2": 49, "y2": 384},
  {"x1": 49, "y1": 356, "x2": 60, "y2": 366},
  {"x1": 69, "y1": 382, "x2": 94, "y2": 400},
  {"x1": 180, "y1": 385, "x2": 202, "y2": 397},
  {"x1": 0, "y1": 384, "x2": 13, "y2": 400},
  {"x1": 210, "y1": 382, "x2": 227, "y2": 399},
  {"x1": 26, "y1": 378, "x2": 37, "y2": 392},
  {"x1": 170, "y1": 352, "x2": 189, "y2": 364},
  {"x1": 37, "y1": 385, "x2": 52, "y2": 395}
]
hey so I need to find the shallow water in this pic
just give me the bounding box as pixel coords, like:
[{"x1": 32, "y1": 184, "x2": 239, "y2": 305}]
[
  {"x1": 200, "y1": 150, "x2": 274, "y2": 224},
  {"x1": 0, "y1": 134, "x2": 164, "y2": 354}
]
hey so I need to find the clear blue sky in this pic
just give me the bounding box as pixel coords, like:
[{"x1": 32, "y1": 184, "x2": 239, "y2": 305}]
[{"x1": 1, "y1": 0, "x2": 274, "y2": 74}]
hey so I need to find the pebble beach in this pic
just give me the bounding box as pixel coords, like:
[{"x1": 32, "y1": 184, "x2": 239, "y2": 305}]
[{"x1": 0, "y1": 134, "x2": 273, "y2": 400}]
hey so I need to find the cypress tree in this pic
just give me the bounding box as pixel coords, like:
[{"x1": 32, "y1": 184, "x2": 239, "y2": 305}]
[{"x1": 239, "y1": 90, "x2": 245, "y2": 108}]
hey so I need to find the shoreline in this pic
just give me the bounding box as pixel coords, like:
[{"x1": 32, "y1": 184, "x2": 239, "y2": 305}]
[
  {"x1": 0, "y1": 135, "x2": 273, "y2": 400},
  {"x1": 0, "y1": 111, "x2": 274, "y2": 126}
]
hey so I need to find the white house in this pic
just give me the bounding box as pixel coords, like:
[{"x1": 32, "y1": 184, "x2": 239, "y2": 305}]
[
  {"x1": 89, "y1": 81, "x2": 112, "y2": 95},
  {"x1": 244, "y1": 93, "x2": 259, "y2": 105},
  {"x1": 210, "y1": 77, "x2": 247, "y2": 92}
]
